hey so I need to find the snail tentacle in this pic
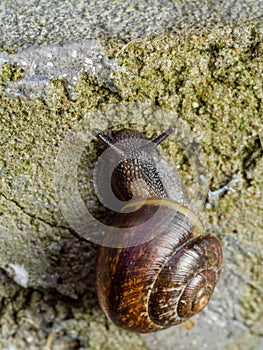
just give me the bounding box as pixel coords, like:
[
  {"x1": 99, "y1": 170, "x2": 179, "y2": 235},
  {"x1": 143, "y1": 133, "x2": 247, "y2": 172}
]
[{"x1": 94, "y1": 127, "x2": 223, "y2": 333}]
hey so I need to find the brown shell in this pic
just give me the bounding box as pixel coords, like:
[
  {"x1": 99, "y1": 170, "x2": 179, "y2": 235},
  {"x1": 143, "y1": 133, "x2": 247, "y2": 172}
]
[
  {"x1": 94, "y1": 128, "x2": 223, "y2": 333},
  {"x1": 96, "y1": 199, "x2": 222, "y2": 333}
]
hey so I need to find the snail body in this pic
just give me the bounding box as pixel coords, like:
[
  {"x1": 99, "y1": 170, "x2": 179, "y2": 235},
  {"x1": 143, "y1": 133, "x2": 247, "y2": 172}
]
[{"x1": 94, "y1": 127, "x2": 222, "y2": 333}]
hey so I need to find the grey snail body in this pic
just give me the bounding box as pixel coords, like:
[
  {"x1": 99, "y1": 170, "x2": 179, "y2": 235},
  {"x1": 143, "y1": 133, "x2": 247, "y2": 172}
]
[{"x1": 94, "y1": 127, "x2": 222, "y2": 333}]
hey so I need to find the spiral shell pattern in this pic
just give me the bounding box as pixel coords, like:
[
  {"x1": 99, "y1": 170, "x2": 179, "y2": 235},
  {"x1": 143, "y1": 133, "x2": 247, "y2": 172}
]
[{"x1": 96, "y1": 199, "x2": 222, "y2": 333}]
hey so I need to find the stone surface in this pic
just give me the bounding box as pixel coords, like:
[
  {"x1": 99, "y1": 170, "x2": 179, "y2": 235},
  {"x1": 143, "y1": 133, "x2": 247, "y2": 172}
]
[
  {"x1": 0, "y1": 1, "x2": 263, "y2": 350},
  {"x1": 1, "y1": 0, "x2": 263, "y2": 49}
]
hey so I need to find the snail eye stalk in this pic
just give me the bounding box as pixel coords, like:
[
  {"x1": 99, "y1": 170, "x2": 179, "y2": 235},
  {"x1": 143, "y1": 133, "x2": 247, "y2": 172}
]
[{"x1": 95, "y1": 126, "x2": 222, "y2": 333}]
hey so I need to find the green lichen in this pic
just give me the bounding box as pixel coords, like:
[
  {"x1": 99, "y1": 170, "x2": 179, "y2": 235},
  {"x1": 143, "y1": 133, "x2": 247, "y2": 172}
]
[
  {"x1": 1, "y1": 20, "x2": 263, "y2": 350},
  {"x1": 0, "y1": 63, "x2": 23, "y2": 85}
]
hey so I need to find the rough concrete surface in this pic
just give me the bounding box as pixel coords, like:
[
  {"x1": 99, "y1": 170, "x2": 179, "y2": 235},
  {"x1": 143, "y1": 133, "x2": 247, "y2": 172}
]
[{"x1": 0, "y1": 1, "x2": 263, "y2": 350}]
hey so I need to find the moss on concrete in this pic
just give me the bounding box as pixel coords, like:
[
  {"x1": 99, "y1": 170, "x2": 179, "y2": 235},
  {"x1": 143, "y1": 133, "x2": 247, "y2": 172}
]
[
  {"x1": 113, "y1": 22, "x2": 263, "y2": 338},
  {"x1": 1, "y1": 21, "x2": 262, "y2": 349}
]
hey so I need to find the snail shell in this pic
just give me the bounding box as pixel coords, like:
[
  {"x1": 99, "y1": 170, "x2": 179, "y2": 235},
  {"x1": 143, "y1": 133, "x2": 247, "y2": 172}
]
[{"x1": 94, "y1": 128, "x2": 222, "y2": 333}]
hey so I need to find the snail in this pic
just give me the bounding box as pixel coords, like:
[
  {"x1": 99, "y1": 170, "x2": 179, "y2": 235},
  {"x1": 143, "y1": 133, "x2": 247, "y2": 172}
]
[{"x1": 93, "y1": 126, "x2": 222, "y2": 333}]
